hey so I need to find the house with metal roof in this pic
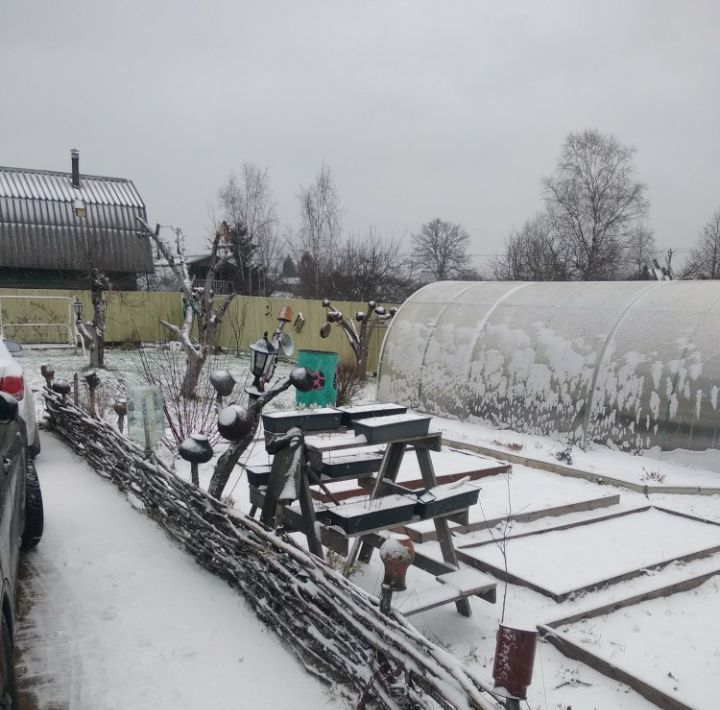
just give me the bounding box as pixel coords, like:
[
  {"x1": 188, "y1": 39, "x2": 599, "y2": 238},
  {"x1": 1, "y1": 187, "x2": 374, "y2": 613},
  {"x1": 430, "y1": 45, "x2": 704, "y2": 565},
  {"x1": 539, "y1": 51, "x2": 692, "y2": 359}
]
[{"x1": 0, "y1": 150, "x2": 153, "y2": 289}]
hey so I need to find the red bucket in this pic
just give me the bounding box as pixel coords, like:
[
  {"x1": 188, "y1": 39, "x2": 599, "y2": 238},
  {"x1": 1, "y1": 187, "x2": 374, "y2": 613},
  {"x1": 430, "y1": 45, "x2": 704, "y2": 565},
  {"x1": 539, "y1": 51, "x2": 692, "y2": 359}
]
[{"x1": 492, "y1": 624, "x2": 537, "y2": 699}]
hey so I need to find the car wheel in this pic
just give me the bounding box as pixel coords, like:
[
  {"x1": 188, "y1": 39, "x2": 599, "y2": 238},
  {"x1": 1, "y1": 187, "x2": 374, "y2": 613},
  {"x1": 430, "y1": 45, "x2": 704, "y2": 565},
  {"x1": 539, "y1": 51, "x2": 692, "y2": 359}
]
[
  {"x1": 21, "y1": 457, "x2": 44, "y2": 551},
  {"x1": 27, "y1": 426, "x2": 41, "y2": 458},
  {"x1": 0, "y1": 618, "x2": 16, "y2": 710}
]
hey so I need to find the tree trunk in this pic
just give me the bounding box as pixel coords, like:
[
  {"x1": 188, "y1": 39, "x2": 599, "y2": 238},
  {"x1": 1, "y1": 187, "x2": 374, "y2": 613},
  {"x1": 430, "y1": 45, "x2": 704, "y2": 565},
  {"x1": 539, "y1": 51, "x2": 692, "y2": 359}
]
[
  {"x1": 208, "y1": 419, "x2": 260, "y2": 499},
  {"x1": 180, "y1": 350, "x2": 207, "y2": 399}
]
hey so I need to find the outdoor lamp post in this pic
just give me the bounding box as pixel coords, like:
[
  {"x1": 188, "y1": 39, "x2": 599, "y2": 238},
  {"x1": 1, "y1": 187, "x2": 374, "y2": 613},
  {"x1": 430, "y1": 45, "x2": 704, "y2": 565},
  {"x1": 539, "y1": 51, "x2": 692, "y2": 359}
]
[
  {"x1": 73, "y1": 297, "x2": 83, "y2": 323},
  {"x1": 248, "y1": 333, "x2": 276, "y2": 395}
]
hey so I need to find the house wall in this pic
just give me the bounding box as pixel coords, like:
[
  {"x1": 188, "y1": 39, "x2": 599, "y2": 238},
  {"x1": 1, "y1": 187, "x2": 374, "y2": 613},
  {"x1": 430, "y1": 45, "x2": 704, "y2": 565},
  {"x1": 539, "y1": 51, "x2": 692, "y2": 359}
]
[{"x1": 0, "y1": 269, "x2": 142, "y2": 291}]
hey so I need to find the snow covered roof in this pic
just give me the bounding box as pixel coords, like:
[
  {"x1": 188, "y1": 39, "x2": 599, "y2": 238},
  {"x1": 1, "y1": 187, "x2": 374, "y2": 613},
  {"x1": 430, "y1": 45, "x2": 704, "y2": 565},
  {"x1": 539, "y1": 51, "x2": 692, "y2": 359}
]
[
  {"x1": 0, "y1": 163, "x2": 152, "y2": 273},
  {"x1": 378, "y1": 280, "x2": 720, "y2": 453}
]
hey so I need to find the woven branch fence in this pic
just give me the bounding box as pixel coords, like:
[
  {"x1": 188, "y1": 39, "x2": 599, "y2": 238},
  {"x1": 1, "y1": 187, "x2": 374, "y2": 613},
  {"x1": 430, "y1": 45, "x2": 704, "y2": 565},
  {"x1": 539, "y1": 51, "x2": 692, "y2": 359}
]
[{"x1": 43, "y1": 388, "x2": 500, "y2": 710}]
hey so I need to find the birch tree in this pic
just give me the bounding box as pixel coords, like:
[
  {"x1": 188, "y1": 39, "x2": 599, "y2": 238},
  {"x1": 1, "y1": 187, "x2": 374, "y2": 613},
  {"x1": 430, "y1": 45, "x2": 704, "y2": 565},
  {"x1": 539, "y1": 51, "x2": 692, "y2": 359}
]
[
  {"x1": 296, "y1": 164, "x2": 342, "y2": 297},
  {"x1": 218, "y1": 165, "x2": 280, "y2": 295},
  {"x1": 543, "y1": 130, "x2": 649, "y2": 280}
]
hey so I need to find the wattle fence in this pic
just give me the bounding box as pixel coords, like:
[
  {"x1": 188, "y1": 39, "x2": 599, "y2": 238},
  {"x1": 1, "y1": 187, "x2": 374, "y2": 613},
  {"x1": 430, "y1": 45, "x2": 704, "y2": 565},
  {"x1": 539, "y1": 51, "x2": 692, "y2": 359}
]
[{"x1": 43, "y1": 387, "x2": 499, "y2": 710}]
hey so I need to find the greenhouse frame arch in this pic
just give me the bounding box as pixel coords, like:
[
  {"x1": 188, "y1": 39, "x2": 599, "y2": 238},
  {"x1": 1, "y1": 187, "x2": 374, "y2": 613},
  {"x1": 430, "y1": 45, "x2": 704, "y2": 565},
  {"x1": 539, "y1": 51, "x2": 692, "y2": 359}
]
[{"x1": 377, "y1": 281, "x2": 720, "y2": 452}]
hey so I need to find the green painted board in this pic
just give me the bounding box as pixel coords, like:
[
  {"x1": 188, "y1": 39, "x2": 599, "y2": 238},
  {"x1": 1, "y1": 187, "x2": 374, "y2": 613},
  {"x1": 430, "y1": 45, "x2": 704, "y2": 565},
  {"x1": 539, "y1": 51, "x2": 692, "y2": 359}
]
[{"x1": 295, "y1": 349, "x2": 339, "y2": 407}]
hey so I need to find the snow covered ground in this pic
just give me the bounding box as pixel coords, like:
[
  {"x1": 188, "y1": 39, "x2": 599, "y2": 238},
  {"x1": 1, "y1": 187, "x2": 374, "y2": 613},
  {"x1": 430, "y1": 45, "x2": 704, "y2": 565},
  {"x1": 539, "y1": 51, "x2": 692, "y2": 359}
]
[
  {"x1": 16, "y1": 435, "x2": 335, "y2": 710},
  {"x1": 14, "y1": 347, "x2": 720, "y2": 709}
]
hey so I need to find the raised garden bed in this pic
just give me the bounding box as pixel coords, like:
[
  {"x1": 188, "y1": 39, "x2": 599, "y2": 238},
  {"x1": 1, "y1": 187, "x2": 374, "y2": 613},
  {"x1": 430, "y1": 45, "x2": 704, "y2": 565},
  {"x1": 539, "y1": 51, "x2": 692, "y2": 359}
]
[
  {"x1": 335, "y1": 402, "x2": 408, "y2": 427},
  {"x1": 541, "y1": 571, "x2": 720, "y2": 709},
  {"x1": 243, "y1": 463, "x2": 272, "y2": 487},
  {"x1": 352, "y1": 413, "x2": 431, "y2": 445},
  {"x1": 414, "y1": 483, "x2": 480, "y2": 519},
  {"x1": 318, "y1": 494, "x2": 418, "y2": 535},
  {"x1": 458, "y1": 506, "x2": 720, "y2": 601},
  {"x1": 262, "y1": 407, "x2": 343, "y2": 435},
  {"x1": 316, "y1": 452, "x2": 384, "y2": 479}
]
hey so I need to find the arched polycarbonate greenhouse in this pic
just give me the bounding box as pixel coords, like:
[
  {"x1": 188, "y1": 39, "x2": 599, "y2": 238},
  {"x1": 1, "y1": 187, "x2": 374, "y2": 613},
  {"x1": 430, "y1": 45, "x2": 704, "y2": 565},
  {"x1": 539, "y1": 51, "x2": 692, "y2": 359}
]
[{"x1": 377, "y1": 281, "x2": 720, "y2": 452}]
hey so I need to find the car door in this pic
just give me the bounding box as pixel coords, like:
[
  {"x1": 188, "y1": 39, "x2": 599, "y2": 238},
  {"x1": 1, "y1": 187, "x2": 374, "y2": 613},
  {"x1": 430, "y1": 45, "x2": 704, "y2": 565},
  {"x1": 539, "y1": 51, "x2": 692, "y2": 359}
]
[{"x1": 0, "y1": 417, "x2": 24, "y2": 597}]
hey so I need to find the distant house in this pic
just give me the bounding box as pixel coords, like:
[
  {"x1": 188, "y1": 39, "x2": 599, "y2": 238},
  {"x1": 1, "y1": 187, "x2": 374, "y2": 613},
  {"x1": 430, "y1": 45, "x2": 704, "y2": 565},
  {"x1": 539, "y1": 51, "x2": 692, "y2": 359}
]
[
  {"x1": 186, "y1": 253, "x2": 239, "y2": 295},
  {"x1": 0, "y1": 150, "x2": 153, "y2": 290}
]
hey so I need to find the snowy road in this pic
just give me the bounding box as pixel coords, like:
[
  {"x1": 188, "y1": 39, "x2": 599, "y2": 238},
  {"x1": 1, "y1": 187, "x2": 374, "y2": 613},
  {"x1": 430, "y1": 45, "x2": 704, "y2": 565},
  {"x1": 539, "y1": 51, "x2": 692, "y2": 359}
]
[{"x1": 15, "y1": 434, "x2": 336, "y2": 710}]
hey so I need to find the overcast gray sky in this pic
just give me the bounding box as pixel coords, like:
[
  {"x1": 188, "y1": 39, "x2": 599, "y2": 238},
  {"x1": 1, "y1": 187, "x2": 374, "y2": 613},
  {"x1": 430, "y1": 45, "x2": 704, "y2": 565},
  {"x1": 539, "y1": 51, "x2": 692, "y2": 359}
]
[{"x1": 2, "y1": 0, "x2": 719, "y2": 269}]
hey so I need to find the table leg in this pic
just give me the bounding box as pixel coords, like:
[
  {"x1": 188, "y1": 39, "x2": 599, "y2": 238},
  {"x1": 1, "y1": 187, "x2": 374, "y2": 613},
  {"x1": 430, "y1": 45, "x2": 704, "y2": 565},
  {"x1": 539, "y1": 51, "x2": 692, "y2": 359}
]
[
  {"x1": 416, "y1": 448, "x2": 472, "y2": 616},
  {"x1": 347, "y1": 442, "x2": 407, "y2": 569}
]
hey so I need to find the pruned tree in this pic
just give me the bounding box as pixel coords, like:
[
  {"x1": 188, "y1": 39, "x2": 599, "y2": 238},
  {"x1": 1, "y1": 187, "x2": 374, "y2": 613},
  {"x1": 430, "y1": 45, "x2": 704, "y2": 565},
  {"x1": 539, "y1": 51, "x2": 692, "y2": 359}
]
[
  {"x1": 543, "y1": 129, "x2": 649, "y2": 280},
  {"x1": 411, "y1": 218, "x2": 471, "y2": 282},
  {"x1": 136, "y1": 218, "x2": 235, "y2": 398},
  {"x1": 218, "y1": 166, "x2": 280, "y2": 295},
  {"x1": 320, "y1": 299, "x2": 396, "y2": 378},
  {"x1": 682, "y1": 207, "x2": 720, "y2": 279},
  {"x1": 492, "y1": 214, "x2": 568, "y2": 281},
  {"x1": 295, "y1": 164, "x2": 342, "y2": 298},
  {"x1": 76, "y1": 238, "x2": 111, "y2": 368}
]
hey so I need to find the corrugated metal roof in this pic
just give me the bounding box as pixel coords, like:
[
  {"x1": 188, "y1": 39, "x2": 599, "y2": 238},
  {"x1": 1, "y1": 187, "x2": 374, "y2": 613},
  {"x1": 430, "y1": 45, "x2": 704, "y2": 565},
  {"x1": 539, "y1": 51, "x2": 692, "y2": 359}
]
[
  {"x1": 0, "y1": 166, "x2": 145, "y2": 207},
  {"x1": 0, "y1": 165, "x2": 152, "y2": 273}
]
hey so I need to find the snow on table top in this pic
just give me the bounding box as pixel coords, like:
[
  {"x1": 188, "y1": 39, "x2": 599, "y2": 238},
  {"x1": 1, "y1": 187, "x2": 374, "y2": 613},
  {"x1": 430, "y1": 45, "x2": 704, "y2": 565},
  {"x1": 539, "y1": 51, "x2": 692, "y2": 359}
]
[
  {"x1": 560, "y1": 576, "x2": 720, "y2": 709},
  {"x1": 464, "y1": 507, "x2": 720, "y2": 596}
]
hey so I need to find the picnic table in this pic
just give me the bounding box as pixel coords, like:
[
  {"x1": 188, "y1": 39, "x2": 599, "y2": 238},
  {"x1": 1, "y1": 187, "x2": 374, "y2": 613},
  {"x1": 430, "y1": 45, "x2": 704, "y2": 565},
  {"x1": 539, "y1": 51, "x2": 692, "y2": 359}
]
[{"x1": 246, "y1": 404, "x2": 497, "y2": 616}]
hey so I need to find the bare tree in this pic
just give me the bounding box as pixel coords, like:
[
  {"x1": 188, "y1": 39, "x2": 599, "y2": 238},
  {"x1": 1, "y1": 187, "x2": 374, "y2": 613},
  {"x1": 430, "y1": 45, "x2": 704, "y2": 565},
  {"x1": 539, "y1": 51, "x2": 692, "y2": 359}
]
[
  {"x1": 136, "y1": 218, "x2": 235, "y2": 398},
  {"x1": 543, "y1": 130, "x2": 649, "y2": 280},
  {"x1": 623, "y1": 224, "x2": 657, "y2": 279},
  {"x1": 76, "y1": 237, "x2": 111, "y2": 368},
  {"x1": 295, "y1": 164, "x2": 342, "y2": 297},
  {"x1": 411, "y1": 218, "x2": 471, "y2": 281},
  {"x1": 683, "y1": 207, "x2": 720, "y2": 279},
  {"x1": 492, "y1": 214, "x2": 568, "y2": 281},
  {"x1": 218, "y1": 165, "x2": 280, "y2": 295},
  {"x1": 330, "y1": 230, "x2": 411, "y2": 302}
]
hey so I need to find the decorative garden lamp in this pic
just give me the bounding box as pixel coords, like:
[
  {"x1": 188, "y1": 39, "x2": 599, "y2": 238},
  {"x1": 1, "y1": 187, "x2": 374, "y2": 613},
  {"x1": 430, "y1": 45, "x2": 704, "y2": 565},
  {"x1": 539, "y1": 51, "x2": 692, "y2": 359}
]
[
  {"x1": 248, "y1": 333, "x2": 277, "y2": 395},
  {"x1": 73, "y1": 297, "x2": 83, "y2": 323}
]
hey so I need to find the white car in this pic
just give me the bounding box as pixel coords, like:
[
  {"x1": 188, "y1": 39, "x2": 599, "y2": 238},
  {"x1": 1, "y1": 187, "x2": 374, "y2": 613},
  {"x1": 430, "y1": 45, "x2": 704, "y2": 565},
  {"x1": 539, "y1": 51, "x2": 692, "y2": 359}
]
[{"x1": 0, "y1": 339, "x2": 40, "y2": 457}]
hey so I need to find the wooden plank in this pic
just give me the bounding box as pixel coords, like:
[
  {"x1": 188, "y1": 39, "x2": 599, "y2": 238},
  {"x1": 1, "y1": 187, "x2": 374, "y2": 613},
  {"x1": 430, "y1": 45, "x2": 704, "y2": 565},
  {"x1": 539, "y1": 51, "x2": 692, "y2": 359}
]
[
  {"x1": 457, "y1": 505, "x2": 649, "y2": 550},
  {"x1": 357, "y1": 462, "x2": 510, "y2": 493},
  {"x1": 539, "y1": 625, "x2": 693, "y2": 710},
  {"x1": 406, "y1": 493, "x2": 620, "y2": 543},
  {"x1": 444, "y1": 438, "x2": 720, "y2": 496},
  {"x1": 416, "y1": 447, "x2": 472, "y2": 617},
  {"x1": 248, "y1": 485, "x2": 348, "y2": 555},
  {"x1": 361, "y1": 532, "x2": 496, "y2": 603},
  {"x1": 543, "y1": 568, "x2": 720, "y2": 629},
  {"x1": 400, "y1": 586, "x2": 473, "y2": 616},
  {"x1": 459, "y1": 540, "x2": 720, "y2": 603}
]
